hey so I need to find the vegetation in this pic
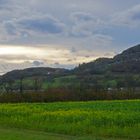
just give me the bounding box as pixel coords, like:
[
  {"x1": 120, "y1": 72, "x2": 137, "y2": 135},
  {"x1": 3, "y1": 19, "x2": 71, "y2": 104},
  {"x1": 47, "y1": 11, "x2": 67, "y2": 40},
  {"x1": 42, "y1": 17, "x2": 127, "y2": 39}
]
[
  {"x1": 0, "y1": 45, "x2": 140, "y2": 103},
  {"x1": 0, "y1": 128, "x2": 133, "y2": 140},
  {"x1": 0, "y1": 45, "x2": 140, "y2": 139},
  {"x1": 0, "y1": 100, "x2": 139, "y2": 139},
  {"x1": 74, "y1": 44, "x2": 140, "y2": 74},
  {"x1": 0, "y1": 128, "x2": 74, "y2": 140}
]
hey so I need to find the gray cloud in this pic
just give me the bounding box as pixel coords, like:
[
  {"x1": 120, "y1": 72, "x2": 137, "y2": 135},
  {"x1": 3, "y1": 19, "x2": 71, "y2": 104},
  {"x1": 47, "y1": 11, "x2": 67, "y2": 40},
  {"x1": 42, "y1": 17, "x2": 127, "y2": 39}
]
[
  {"x1": 0, "y1": 0, "x2": 140, "y2": 73},
  {"x1": 0, "y1": 14, "x2": 66, "y2": 43},
  {"x1": 0, "y1": 55, "x2": 30, "y2": 61},
  {"x1": 4, "y1": 21, "x2": 17, "y2": 36},
  {"x1": 112, "y1": 4, "x2": 140, "y2": 27},
  {"x1": 32, "y1": 60, "x2": 44, "y2": 66},
  {"x1": 70, "y1": 47, "x2": 77, "y2": 53},
  {"x1": 18, "y1": 15, "x2": 65, "y2": 34},
  {"x1": 71, "y1": 12, "x2": 94, "y2": 22},
  {"x1": 0, "y1": 61, "x2": 32, "y2": 75},
  {"x1": 70, "y1": 12, "x2": 105, "y2": 37},
  {"x1": 0, "y1": 0, "x2": 7, "y2": 4}
]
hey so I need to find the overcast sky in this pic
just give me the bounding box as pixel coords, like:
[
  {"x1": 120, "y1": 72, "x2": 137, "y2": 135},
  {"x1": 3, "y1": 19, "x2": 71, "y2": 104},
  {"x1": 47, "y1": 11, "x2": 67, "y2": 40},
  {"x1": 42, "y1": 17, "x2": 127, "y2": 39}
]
[{"x1": 0, "y1": 0, "x2": 140, "y2": 74}]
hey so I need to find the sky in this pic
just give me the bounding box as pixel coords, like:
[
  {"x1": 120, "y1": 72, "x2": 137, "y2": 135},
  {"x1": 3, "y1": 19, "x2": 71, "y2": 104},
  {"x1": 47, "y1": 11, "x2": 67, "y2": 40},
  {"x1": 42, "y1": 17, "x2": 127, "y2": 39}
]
[{"x1": 0, "y1": 0, "x2": 140, "y2": 74}]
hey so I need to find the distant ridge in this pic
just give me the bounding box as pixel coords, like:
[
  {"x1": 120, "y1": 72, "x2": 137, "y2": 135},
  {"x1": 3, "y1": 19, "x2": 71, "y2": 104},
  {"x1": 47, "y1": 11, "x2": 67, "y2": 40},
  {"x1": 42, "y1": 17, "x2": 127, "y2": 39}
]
[
  {"x1": 74, "y1": 44, "x2": 140, "y2": 74},
  {"x1": 1, "y1": 67, "x2": 69, "y2": 81},
  {"x1": 1, "y1": 44, "x2": 140, "y2": 81}
]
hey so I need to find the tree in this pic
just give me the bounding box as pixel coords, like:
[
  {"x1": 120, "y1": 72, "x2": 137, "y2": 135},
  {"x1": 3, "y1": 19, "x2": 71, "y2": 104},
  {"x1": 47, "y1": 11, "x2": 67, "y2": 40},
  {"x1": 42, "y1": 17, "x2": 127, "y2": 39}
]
[
  {"x1": 19, "y1": 77, "x2": 24, "y2": 94},
  {"x1": 33, "y1": 77, "x2": 42, "y2": 92}
]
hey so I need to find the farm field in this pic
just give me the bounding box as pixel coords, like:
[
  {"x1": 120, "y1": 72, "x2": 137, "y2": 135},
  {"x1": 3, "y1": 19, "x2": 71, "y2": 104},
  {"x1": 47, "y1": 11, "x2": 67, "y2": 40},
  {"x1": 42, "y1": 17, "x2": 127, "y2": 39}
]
[
  {"x1": 0, "y1": 100, "x2": 139, "y2": 140},
  {"x1": 0, "y1": 128, "x2": 134, "y2": 140}
]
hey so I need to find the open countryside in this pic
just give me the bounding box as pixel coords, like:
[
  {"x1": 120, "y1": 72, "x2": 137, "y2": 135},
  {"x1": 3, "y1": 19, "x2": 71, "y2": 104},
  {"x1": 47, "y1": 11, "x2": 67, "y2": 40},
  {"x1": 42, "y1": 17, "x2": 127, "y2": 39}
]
[
  {"x1": 1, "y1": 0, "x2": 140, "y2": 139},
  {"x1": 0, "y1": 100, "x2": 139, "y2": 140}
]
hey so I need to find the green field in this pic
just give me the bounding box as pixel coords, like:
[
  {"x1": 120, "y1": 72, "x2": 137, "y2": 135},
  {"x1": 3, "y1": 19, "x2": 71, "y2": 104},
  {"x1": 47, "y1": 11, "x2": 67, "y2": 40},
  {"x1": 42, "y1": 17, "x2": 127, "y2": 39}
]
[
  {"x1": 0, "y1": 128, "x2": 133, "y2": 140},
  {"x1": 0, "y1": 100, "x2": 140, "y2": 140}
]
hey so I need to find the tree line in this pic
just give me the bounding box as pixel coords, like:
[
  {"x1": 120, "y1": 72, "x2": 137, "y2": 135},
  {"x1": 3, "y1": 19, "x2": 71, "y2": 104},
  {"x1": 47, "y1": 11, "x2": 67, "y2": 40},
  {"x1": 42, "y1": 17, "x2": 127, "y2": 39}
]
[{"x1": 0, "y1": 74, "x2": 140, "y2": 103}]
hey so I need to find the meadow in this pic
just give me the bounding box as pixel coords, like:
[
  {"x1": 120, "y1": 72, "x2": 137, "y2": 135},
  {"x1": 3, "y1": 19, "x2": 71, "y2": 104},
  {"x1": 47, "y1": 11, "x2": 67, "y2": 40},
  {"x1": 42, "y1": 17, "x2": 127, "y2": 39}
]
[{"x1": 0, "y1": 100, "x2": 139, "y2": 139}]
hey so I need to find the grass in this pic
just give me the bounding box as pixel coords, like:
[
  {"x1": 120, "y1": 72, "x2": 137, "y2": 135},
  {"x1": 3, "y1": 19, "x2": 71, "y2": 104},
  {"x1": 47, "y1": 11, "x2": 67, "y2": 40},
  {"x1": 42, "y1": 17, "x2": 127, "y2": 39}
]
[
  {"x1": 0, "y1": 100, "x2": 139, "y2": 139},
  {"x1": 0, "y1": 128, "x2": 73, "y2": 140},
  {"x1": 0, "y1": 128, "x2": 134, "y2": 140}
]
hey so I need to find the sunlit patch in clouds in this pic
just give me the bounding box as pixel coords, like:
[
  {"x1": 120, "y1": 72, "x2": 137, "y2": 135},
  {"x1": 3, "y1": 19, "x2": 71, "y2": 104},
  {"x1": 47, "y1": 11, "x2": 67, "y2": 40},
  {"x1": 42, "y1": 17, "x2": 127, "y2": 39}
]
[
  {"x1": 0, "y1": 0, "x2": 140, "y2": 74},
  {"x1": 0, "y1": 45, "x2": 104, "y2": 63},
  {"x1": 0, "y1": 45, "x2": 68, "y2": 63},
  {"x1": 0, "y1": 46, "x2": 33, "y2": 55},
  {"x1": 0, "y1": 44, "x2": 111, "y2": 74}
]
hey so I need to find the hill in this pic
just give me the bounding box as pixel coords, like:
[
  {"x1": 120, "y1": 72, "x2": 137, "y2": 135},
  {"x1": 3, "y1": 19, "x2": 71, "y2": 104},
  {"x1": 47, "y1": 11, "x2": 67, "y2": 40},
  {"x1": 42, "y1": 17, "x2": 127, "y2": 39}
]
[
  {"x1": 1, "y1": 44, "x2": 140, "y2": 80},
  {"x1": 0, "y1": 44, "x2": 140, "y2": 94},
  {"x1": 74, "y1": 44, "x2": 140, "y2": 74},
  {"x1": 1, "y1": 67, "x2": 69, "y2": 82},
  {"x1": 0, "y1": 44, "x2": 140, "y2": 100}
]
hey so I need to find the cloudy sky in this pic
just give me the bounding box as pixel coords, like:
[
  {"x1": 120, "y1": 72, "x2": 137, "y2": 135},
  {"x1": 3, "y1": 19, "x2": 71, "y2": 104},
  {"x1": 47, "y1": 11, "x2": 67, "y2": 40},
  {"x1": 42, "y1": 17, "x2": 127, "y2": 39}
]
[{"x1": 0, "y1": 0, "x2": 140, "y2": 74}]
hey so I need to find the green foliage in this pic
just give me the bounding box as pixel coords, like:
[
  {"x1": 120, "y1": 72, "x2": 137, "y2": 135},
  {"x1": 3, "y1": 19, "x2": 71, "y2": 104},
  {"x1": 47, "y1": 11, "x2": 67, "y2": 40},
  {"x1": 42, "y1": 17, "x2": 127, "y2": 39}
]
[
  {"x1": 1, "y1": 44, "x2": 140, "y2": 94},
  {"x1": 0, "y1": 128, "x2": 130, "y2": 140},
  {"x1": 106, "y1": 80, "x2": 117, "y2": 88},
  {"x1": 0, "y1": 128, "x2": 73, "y2": 140},
  {"x1": 75, "y1": 44, "x2": 140, "y2": 74},
  {"x1": 0, "y1": 100, "x2": 139, "y2": 139}
]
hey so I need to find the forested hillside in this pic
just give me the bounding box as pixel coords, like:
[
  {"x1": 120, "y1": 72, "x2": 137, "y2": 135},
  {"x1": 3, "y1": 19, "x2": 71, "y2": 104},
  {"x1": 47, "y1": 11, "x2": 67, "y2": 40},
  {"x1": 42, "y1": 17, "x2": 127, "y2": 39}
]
[{"x1": 0, "y1": 44, "x2": 140, "y2": 102}]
